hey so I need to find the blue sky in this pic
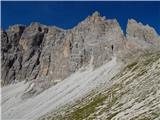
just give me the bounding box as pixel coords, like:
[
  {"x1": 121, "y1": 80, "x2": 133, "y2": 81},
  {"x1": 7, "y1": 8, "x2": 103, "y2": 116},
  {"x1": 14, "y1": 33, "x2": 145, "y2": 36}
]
[{"x1": 1, "y1": 1, "x2": 160, "y2": 34}]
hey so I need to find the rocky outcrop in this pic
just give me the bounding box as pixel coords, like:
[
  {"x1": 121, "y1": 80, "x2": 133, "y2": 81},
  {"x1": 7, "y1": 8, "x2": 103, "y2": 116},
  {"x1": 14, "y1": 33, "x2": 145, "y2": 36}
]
[
  {"x1": 126, "y1": 19, "x2": 160, "y2": 50},
  {"x1": 1, "y1": 25, "x2": 25, "y2": 84},
  {"x1": 1, "y1": 11, "x2": 160, "y2": 86}
]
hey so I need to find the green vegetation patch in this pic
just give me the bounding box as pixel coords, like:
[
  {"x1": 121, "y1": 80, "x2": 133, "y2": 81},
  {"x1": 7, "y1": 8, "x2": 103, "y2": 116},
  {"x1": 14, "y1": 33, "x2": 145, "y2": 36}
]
[
  {"x1": 126, "y1": 61, "x2": 138, "y2": 70},
  {"x1": 65, "y1": 94, "x2": 107, "y2": 120}
]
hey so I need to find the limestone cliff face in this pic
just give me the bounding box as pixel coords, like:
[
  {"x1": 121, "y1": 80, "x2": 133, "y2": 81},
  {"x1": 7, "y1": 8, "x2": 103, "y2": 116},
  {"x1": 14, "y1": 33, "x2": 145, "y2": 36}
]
[
  {"x1": 126, "y1": 19, "x2": 160, "y2": 49},
  {"x1": 1, "y1": 25, "x2": 25, "y2": 83},
  {"x1": 1, "y1": 11, "x2": 160, "y2": 85}
]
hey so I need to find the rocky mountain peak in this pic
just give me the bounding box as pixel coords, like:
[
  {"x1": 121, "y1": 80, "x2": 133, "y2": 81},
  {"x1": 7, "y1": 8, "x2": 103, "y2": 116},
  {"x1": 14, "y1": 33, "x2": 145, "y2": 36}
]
[
  {"x1": 78, "y1": 11, "x2": 107, "y2": 27},
  {"x1": 7, "y1": 24, "x2": 25, "y2": 33},
  {"x1": 91, "y1": 11, "x2": 101, "y2": 17},
  {"x1": 126, "y1": 19, "x2": 160, "y2": 49},
  {"x1": 76, "y1": 11, "x2": 123, "y2": 36},
  {"x1": 1, "y1": 12, "x2": 160, "y2": 86},
  {"x1": 127, "y1": 19, "x2": 159, "y2": 38}
]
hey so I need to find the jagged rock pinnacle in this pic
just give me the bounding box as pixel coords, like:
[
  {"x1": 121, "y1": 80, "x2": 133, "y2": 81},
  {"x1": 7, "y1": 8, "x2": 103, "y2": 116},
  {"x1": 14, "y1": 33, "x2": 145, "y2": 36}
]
[{"x1": 92, "y1": 11, "x2": 100, "y2": 17}]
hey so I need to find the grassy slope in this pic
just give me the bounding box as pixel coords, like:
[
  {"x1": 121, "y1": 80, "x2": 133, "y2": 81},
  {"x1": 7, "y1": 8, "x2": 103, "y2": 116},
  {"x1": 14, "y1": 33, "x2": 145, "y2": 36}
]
[{"x1": 40, "y1": 52, "x2": 160, "y2": 120}]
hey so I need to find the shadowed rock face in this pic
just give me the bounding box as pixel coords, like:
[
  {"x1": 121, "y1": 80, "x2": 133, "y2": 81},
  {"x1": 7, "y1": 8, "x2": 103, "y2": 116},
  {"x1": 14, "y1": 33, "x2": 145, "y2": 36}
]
[
  {"x1": 1, "y1": 11, "x2": 160, "y2": 85},
  {"x1": 1, "y1": 25, "x2": 25, "y2": 84}
]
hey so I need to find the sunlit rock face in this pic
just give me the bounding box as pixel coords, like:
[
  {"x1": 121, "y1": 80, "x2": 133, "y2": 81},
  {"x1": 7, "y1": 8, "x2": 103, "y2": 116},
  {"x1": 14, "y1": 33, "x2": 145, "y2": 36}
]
[
  {"x1": 1, "y1": 11, "x2": 160, "y2": 86},
  {"x1": 126, "y1": 19, "x2": 160, "y2": 49}
]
